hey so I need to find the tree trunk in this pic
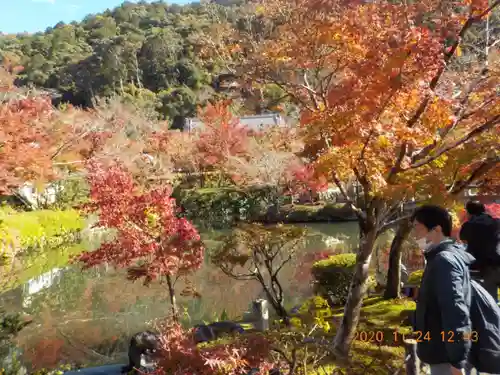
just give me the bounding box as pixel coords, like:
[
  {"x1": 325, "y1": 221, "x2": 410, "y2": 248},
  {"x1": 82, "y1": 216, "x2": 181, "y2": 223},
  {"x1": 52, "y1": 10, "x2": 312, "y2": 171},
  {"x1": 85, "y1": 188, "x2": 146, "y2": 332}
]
[
  {"x1": 384, "y1": 218, "x2": 412, "y2": 299},
  {"x1": 271, "y1": 274, "x2": 290, "y2": 325},
  {"x1": 256, "y1": 273, "x2": 290, "y2": 325},
  {"x1": 166, "y1": 274, "x2": 178, "y2": 322},
  {"x1": 332, "y1": 226, "x2": 377, "y2": 356},
  {"x1": 200, "y1": 171, "x2": 205, "y2": 188},
  {"x1": 218, "y1": 171, "x2": 224, "y2": 187}
]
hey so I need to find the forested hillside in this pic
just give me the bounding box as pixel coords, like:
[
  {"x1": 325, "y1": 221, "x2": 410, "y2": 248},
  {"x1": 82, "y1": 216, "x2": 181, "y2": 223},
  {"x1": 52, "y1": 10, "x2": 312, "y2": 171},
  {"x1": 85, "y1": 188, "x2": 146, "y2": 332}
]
[
  {"x1": 0, "y1": 0, "x2": 285, "y2": 128},
  {"x1": 0, "y1": 0, "x2": 497, "y2": 129}
]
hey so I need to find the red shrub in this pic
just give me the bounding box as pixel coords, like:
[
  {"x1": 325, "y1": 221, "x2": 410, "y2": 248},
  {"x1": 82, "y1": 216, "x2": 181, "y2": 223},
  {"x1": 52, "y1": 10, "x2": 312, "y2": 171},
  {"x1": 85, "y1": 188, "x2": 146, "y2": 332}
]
[{"x1": 154, "y1": 322, "x2": 278, "y2": 375}]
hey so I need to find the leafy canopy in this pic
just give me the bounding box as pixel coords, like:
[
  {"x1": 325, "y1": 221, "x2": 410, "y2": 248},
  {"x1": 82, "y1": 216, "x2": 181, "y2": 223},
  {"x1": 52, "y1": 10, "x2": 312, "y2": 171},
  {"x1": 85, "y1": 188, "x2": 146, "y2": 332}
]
[{"x1": 75, "y1": 160, "x2": 204, "y2": 284}]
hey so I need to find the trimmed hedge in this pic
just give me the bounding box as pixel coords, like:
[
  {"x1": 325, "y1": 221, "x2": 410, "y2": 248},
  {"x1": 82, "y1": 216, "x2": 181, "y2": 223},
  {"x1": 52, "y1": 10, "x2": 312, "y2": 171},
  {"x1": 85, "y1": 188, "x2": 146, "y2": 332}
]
[
  {"x1": 312, "y1": 253, "x2": 356, "y2": 305},
  {"x1": 311, "y1": 253, "x2": 376, "y2": 306},
  {"x1": 265, "y1": 203, "x2": 356, "y2": 223}
]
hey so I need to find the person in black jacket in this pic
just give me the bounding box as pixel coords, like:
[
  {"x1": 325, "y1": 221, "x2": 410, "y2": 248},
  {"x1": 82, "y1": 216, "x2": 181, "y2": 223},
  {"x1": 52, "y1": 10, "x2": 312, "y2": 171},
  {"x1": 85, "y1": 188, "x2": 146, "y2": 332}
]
[
  {"x1": 412, "y1": 205, "x2": 473, "y2": 375},
  {"x1": 459, "y1": 200, "x2": 500, "y2": 302}
]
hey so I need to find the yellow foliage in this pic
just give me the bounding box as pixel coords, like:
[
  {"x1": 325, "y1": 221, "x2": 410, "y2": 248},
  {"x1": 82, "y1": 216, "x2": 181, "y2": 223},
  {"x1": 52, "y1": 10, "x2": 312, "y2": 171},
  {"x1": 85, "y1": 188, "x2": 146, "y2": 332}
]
[{"x1": 294, "y1": 295, "x2": 334, "y2": 333}]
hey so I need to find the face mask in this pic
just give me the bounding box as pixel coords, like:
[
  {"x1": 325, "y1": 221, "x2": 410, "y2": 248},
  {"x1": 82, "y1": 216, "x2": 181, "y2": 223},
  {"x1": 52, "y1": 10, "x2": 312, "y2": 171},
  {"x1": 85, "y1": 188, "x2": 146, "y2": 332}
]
[{"x1": 416, "y1": 237, "x2": 429, "y2": 251}]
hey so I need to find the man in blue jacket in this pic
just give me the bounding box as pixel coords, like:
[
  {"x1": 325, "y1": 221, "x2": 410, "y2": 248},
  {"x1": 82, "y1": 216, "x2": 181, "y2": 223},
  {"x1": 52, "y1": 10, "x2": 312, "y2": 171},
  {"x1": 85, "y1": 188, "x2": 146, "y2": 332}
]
[{"x1": 412, "y1": 205, "x2": 473, "y2": 375}]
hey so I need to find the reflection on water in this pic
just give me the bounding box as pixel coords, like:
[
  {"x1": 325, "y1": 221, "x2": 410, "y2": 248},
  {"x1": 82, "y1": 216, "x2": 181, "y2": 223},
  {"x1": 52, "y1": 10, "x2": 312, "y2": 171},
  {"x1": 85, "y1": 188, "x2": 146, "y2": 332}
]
[
  {"x1": 0, "y1": 222, "x2": 368, "y2": 371},
  {"x1": 23, "y1": 268, "x2": 64, "y2": 308}
]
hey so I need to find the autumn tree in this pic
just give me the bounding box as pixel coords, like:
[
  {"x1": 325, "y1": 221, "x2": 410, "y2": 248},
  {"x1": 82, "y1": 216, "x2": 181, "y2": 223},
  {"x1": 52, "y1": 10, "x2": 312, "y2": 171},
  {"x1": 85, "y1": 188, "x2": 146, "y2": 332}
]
[
  {"x1": 155, "y1": 320, "x2": 279, "y2": 375},
  {"x1": 0, "y1": 96, "x2": 55, "y2": 196},
  {"x1": 195, "y1": 102, "x2": 251, "y2": 178},
  {"x1": 74, "y1": 160, "x2": 204, "y2": 320},
  {"x1": 211, "y1": 223, "x2": 306, "y2": 323},
  {"x1": 206, "y1": 0, "x2": 500, "y2": 355},
  {"x1": 385, "y1": 116, "x2": 500, "y2": 299},
  {"x1": 0, "y1": 63, "x2": 54, "y2": 197},
  {"x1": 225, "y1": 124, "x2": 327, "y2": 200},
  {"x1": 0, "y1": 64, "x2": 131, "y2": 204},
  {"x1": 196, "y1": 102, "x2": 327, "y2": 212},
  {"x1": 383, "y1": 5, "x2": 500, "y2": 298},
  {"x1": 147, "y1": 130, "x2": 201, "y2": 180},
  {"x1": 149, "y1": 102, "x2": 252, "y2": 188}
]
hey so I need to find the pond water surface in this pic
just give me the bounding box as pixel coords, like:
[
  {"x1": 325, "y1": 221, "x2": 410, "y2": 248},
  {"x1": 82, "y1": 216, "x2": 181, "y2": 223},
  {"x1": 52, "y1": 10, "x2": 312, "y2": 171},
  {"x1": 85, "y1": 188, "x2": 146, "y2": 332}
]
[{"x1": 0, "y1": 222, "x2": 395, "y2": 372}]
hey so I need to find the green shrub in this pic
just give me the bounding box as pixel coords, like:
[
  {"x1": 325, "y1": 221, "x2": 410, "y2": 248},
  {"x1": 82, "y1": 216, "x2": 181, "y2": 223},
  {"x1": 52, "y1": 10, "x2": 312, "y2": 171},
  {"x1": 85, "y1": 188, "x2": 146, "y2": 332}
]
[
  {"x1": 407, "y1": 270, "x2": 424, "y2": 286},
  {"x1": 46, "y1": 178, "x2": 90, "y2": 210},
  {"x1": 311, "y1": 253, "x2": 376, "y2": 305},
  {"x1": 279, "y1": 203, "x2": 355, "y2": 223},
  {"x1": 174, "y1": 188, "x2": 262, "y2": 229},
  {"x1": 0, "y1": 208, "x2": 84, "y2": 251},
  {"x1": 311, "y1": 253, "x2": 357, "y2": 305},
  {"x1": 0, "y1": 310, "x2": 31, "y2": 375}
]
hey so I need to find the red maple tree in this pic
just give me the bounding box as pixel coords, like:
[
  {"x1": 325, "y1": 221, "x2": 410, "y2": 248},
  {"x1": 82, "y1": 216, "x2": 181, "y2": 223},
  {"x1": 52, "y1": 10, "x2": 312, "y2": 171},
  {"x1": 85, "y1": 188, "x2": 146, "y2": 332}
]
[
  {"x1": 74, "y1": 160, "x2": 204, "y2": 319},
  {"x1": 195, "y1": 102, "x2": 250, "y2": 168},
  {"x1": 0, "y1": 63, "x2": 123, "y2": 196},
  {"x1": 0, "y1": 95, "x2": 56, "y2": 194}
]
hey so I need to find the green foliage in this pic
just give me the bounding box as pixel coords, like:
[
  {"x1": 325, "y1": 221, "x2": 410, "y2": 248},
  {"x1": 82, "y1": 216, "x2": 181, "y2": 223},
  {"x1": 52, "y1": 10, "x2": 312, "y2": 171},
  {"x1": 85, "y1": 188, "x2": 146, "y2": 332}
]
[
  {"x1": 121, "y1": 84, "x2": 161, "y2": 120},
  {"x1": 266, "y1": 203, "x2": 355, "y2": 223},
  {"x1": 219, "y1": 309, "x2": 229, "y2": 322},
  {"x1": 0, "y1": 218, "x2": 9, "y2": 266},
  {"x1": 29, "y1": 364, "x2": 76, "y2": 375},
  {"x1": 0, "y1": 208, "x2": 84, "y2": 251},
  {"x1": 0, "y1": 2, "x2": 243, "y2": 123},
  {"x1": 273, "y1": 295, "x2": 415, "y2": 374},
  {"x1": 0, "y1": 310, "x2": 31, "y2": 375},
  {"x1": 44, "y1": 178, "x2": 90, "y2": 210},
  {"x1": 175, "y1": 187, "x2": 355, "y2": 228},
  {"x1": 0, "y1": 311, "x2": 31, "y2": 342},
  {"x1": 290, "y1": 295, "x2": 334, "y2": 332},
  {"x1": 0, "y1": 1, "x2": 293, "y2": 121},
  {"x1": 175, "y1": 188, "x2": 262, "y2": 229},
  {"x1": 312, "y1": 253, "x2": 376, "y2": 305},
  {"x1": 359, "y1": 297, "x2": 415, "y2": 333},
  {"x1": 314, "y1": 253, "x2": 357, "y2": 269},
  {"x1": 407, "y1": 269, "x2": 424, "y2": 286},
  {"x1": 158, "y1": 86, "x2": 198, "y2": 129}
]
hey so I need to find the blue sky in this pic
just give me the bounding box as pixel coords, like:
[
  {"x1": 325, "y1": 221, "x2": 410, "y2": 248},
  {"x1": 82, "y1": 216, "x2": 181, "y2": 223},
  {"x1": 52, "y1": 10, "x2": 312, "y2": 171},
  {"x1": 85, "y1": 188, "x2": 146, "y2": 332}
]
[{"x1": 0, "y1": 0, "x2": 189, "y2": 35}]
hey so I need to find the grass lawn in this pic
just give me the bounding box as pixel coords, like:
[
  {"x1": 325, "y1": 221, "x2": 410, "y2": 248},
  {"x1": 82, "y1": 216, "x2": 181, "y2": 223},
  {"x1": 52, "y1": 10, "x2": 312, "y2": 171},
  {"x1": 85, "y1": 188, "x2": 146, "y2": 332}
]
[
  {"x1": 285, "y1": 296, "x2": 416, "y2": 374},
  {"x1": 0, "y1": 207, "x2": 84, "y2": 250}
]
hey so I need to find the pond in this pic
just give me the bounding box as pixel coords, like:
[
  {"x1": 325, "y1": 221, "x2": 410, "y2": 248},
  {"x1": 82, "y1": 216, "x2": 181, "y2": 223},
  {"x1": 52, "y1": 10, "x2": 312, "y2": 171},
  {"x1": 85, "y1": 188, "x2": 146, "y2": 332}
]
[{"x1": 0, "y1": 222, "x2": 393, "y2": 372}]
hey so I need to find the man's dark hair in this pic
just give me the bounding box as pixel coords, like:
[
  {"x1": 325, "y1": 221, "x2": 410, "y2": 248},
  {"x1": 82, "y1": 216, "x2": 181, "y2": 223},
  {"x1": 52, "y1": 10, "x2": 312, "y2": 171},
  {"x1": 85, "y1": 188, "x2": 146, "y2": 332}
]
[
  {"x1": 412, "y1": 205, "x2": 452, "y2": 237},
  {"x1": 465, "y1": 200, "x2": 485, "y2": 216}
]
